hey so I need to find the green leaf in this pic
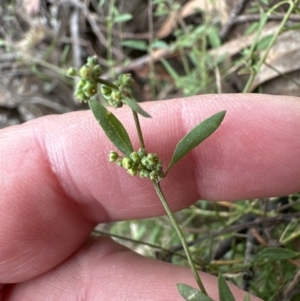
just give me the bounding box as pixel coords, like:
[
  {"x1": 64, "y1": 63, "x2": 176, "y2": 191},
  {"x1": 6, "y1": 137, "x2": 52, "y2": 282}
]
[
  {"x1": 166, "y1": 111, "x2": 226, "y2": 174},
  {"x1": 123, "y1": 96, "x2": 151, "y2": 118},
  {"x1": 256, "y1": 34, "x2": 273, "y2": 51},
  {"x1": 161, "y1": 58, "x2": 180, "y2": 82},
  {"x1": 252, "y1": 247, "x2": 298, "y2": 262},
  {"x1": 121, "y1": 40, "x2": 148, "y2": 51},
  {"x1": 244, "y1": 22, "x2": 260, "y2": 35},
  {"x1": 88, "y1": 99, "x2": 134, "y2": 156},
  {"x1": 177, "y1": 284, "x2": 215, "y2": 301},
  {"x1": 113, "y1": 13, "x2": 133, "y2": 23},
  {"x1": 151, "y1": 40, "x2": 169, "y2": 49},
  {"x1": 218, "y1": 275, "x2": 236, "y2": 301},
  {"x1": 208, "y1": 26, "x2": 221, "y2": 48}
]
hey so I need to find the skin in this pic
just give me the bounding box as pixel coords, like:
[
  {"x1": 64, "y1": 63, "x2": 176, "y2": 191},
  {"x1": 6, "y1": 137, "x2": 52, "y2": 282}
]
[{"x1": 1, "y1": 93, "x2": 300, "y2": 300}]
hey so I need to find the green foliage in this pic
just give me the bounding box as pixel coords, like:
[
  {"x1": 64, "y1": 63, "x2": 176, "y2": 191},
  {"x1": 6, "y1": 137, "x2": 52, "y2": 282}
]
[
  {"x1": 88, "y1": 99, "x2": 134, "y2": 156},
  {"x1": 177, "y1": 284, "x2": 214, "y2": 301},
  {"x1": 166, "y1": 111, "x2": 226, "y2": 174},
  {"x1": 251, "y1": 247, "x2": 299, "y2": 263},
  {"x1": 218, "y1": 274, "x2": 236, "y2": 301}
]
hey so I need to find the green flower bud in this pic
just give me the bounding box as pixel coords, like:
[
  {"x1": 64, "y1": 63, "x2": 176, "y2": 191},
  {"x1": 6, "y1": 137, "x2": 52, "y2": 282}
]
[
  {"x1": 155, "y1": 163, "x2": 163, "y2": 172},
  {"x1": 139, "y1": 169, "x2": 150, "y2": 178},
  {"x1": 83, "y1": 81, "x2": 98, "y2": 97},
  {"x1": 127, "y1": 168, "x2": 137, "y2": 176},
  {"x1": 147, "y1": 153, "x2": 160, "y2": 165},
  {"x1": 141, "y1": 157, "x2": 149, "y2": 167},
  {"x1": 66, "y1": 67, "x2": 77, "y2": 77},
  {"x1": 150, "y1": 171, "x2": 158, "y2": 181},
  {"x1": 79, "y1": 65, "x2": 93, "y2": 80},
  {"x1": 93, "y1": 65, "x2": 102, "y2": 77},
  {"x1": 113, "y1": 80, "x2": 120, "y2": 87},
  {"x1": 117, "y1": 159, "x2": 123, "y2": 167},
  {"x1": 87, "y1": 56, "x2": 98, "y2": 66},
  {"x1": 74, "y1": 90, "x2": 88, "y2": 102},
  {"x1": 76, "y1": 79, "x2": 87, "y2": 89},
  {"x1": 130, "y1": 151, "x2": 140, "y2": 163},
  {"x1": 138, "y1": 148, "x2": 146, "y2": 158},
  {"x1": 108, "y1": 151, "x2": 119, "y2": 162},
  {"x1": 118, "y1": 74, "x2": 133, "y2": 87},
  {"x1": 122, "y1": 157, "x2": 133, "y2": 170},
  {"x1": 101, "y1": 85, "x2": 112, "y2": 99},
  {"x1": 111, "y1": 90, "x2": 122, "y2": 102}
]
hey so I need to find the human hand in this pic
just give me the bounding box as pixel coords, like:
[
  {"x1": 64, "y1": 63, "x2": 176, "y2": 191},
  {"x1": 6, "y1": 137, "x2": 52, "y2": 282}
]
[{"x1": 1, "y1": 93, "x2": 299, "y2": 300}]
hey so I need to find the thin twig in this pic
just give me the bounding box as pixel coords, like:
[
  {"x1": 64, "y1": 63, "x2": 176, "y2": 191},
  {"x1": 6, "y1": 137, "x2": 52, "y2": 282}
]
[
  {"x1": 235, "y1": 13, "x2": 300, "y2": 24},
  {"x1": 62, "y1": 0, "x2": 126, "y2": 61},
  {"x1": 220, "y1": 0, "x2": 249, "y2": 41}
]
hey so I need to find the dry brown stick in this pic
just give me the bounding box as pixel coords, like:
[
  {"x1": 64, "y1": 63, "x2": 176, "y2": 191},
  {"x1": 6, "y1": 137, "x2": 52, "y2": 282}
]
[
  {"x1": 62, "y1": 0, "x2": 126, "y2": 61},
  {"x1": 234, "y1": 13, "x2": 300, "y2": 24},
  {"x1": 220, "y1": 0, "x2": 249, "y2": 41}
]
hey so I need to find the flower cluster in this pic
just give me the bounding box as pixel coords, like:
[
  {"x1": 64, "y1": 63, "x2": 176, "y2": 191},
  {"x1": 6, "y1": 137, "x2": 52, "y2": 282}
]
[
  {"x1": 66, "y1": 56, "x2": 133, "y2": 106},
  {"x1": 66, "y1": 56, "x2": 102, "y2": 102},
  {"x1": 109, "y1": 149, "x2": 164, "y2": 182},
  {"x1": 100, "y1": 73, "x2": 133, "y2": 108}
]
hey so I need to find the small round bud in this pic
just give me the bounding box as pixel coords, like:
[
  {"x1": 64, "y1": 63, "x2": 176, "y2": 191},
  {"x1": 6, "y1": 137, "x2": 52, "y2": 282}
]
[
  {"x1": 93, "y1": 65, "x2": 102, "y2": 77},
  {"x1": 66, "y1": 67, "x2": 77, "y2": 77},
  {"x1": 79, "y1": 65, "x2": 93, "y2": 80},
  {"x1": 141, "y1": 157, "x2": 149, "y2": 167},
  {"x1": 139, "y1": 169, "x2": 150, "y2": 178},
  {"x1": 87, "y1": 56, "x2": 98, "y2": 66},
  {"x1": 118, "y1": 74, "x2": 133, "y2": 87},
  {"x1": 117, "y1": 159, "x2": 123, "y2": 167},
  {"x1": 122, "y1": 157, "x2": 133, "y2": 170},
  {"x1": 150, "y1": 171, "x2": 158, "y2": 181},
  {"x1": 130, "y1": 151, "x2": 140, "y2": 163},
  {"x1": 111, "y1": 90, "x2": 122, "y2": 102},
  {"x1": 74, "y1": 90, "x2": 88, "y2": 102},
  {"x1": 83, "y1": 81, "x2": 98, "y2": 97},
  {"x1": 101, "y1": 85, "x2": 112, "y2": 99},
  {"x1": 155, "y1": 163, "x2": 163, "y2": 172},
  {"x1": 147, "y1": 153, "x2": 160, "y2": 165},
  {"x1": 138, "y1": 148, "x2": 146, "y2": 158},
  {"x1": 77, "y1": 79, "x2": 87, "y2": 89},
  {"x1": 127, "y1": 168, "x2": 137, "y2": 176},
  {"x1": 109, "y1": 151, "x2": 119, "y2": 162}
]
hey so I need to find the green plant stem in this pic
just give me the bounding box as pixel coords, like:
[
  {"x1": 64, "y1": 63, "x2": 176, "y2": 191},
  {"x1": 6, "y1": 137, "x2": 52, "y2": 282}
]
[
  {"x1": 243, "y1": 0, "x2": 298, "y2": 92},
  {"x1": 132, "y1": 110, "x2": 146, "y2": 149},
  {"x1": 96, "y1": 78, "x2": 119, "y2": 90},
  {"x1": 152, "y1": 181, "x2": 208, "y2": 295}
]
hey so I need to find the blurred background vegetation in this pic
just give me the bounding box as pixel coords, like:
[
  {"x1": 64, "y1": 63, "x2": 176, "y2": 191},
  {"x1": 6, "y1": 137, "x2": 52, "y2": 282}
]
[{"x1": 1, "y1": 0, "x2": 300, "y2": 300}]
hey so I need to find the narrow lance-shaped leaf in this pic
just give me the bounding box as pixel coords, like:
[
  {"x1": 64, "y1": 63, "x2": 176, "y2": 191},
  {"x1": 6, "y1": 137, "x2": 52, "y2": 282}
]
[
  {"x1": 166, "y1": 111, "x2": 226, "y2": 174},
  {"x1": 123, "y1": 96, "x2": 151, "y2": 118},
  {"x1": 218, "y1": 274, "x2": 236, "y2": 301},
  {"x1": 251, "y1": 247, "x2": 298, "y2": 263},
  {"x1": 177, "y1": 284, "x2": 215, "y2": 301},
  {"x1": 88, "y1": 99, "x2": 134, "y2": 156}
]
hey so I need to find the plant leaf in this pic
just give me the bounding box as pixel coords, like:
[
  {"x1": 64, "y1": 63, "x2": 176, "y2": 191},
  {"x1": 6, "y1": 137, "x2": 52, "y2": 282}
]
[
  {"x1": 123, "y1": 96, "x2": 151, "y2": 118},
  {"x1": 251, "y1": 247, "x2": 298, "y2": 263},
  {"x1": 88, "y1": 99, "x2": 134, "y2": 156},
  {"x1": 121, "y1": 40, "x2": 148, "y2": 51},
  {"x1": 113, "y1": 13, "x2": 132, "y2": 23},
  {"x1": 166, "y1": 111, "x2": 226, "y2": 174},
  {"x1": 218, "y1": 275, "x2": 236, "y2": 301},
  {"x1": 177, "y1": 284, "x2": 215, "y2": 301}
]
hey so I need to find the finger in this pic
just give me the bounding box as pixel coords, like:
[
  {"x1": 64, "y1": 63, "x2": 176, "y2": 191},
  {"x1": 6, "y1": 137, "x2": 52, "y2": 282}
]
[
  {"x1": 1, "y1": 94, "x2": 300, "y2": 283},
  {"x1": 1, "y1": 237, "x2": 263, "y2": 301}
]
